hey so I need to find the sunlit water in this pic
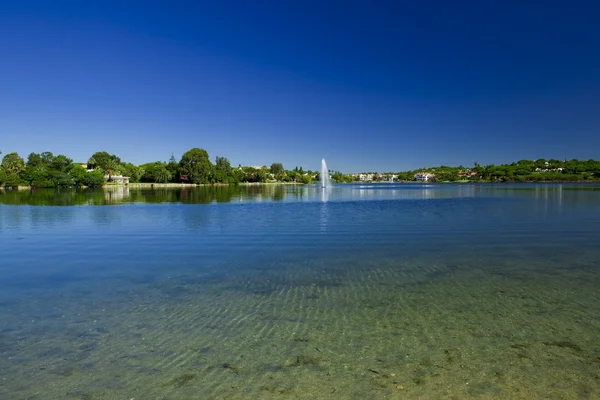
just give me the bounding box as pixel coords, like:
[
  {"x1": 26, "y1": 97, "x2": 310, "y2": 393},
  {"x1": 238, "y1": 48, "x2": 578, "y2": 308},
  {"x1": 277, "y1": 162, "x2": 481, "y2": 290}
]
[{"x1": 1, "y1": 183, "x2": 599, "y2": 399}]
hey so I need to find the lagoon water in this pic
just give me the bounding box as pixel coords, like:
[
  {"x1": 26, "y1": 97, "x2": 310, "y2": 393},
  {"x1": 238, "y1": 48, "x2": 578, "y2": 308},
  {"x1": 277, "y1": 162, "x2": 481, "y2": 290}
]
[{"x1": 1, "y1": 183, "x2": 599, "y2": 399}]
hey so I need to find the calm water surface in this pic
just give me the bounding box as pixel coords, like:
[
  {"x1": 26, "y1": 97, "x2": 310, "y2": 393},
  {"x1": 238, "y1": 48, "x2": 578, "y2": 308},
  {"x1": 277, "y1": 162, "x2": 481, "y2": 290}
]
[{"x1": 1, "y1": 183, "x2": 599, "y2": 399}]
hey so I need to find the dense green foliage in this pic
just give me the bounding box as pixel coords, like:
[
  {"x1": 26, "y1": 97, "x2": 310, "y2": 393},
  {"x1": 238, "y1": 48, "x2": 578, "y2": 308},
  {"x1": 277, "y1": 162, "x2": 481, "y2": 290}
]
[
  {"x1": 180, "y1": 148, "x2": 214, "y2": 184},
  {"x1": 140, "y1": 162, "x2": 171, "y2": 183},
  {"x1": 401, "y1": 159, "x2": 600, "y2": 182},
  {"x1": 0, "y1": 151, "x2": 106, "y2": 188},
  {"x1": 2, "y1": 146, "x2": 598, "y2": 188},
  {"x1": 0, "y1": 147, "x2": 316, "y2": 187},
  {"x1": 348, "y1": 159, "x2": 600, "y2": 183},
  {"x1": 215, "y1": 156, "x2": 237, "y2": 184}
]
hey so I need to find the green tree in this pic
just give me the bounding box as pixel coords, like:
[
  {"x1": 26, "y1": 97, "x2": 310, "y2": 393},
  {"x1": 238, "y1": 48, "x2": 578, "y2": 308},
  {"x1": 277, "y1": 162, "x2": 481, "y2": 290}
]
[
  {"x1": 22, "y1": 153, "x2": 45, "y2": 185},
  {"x1": 301, "y1": 175, "x2": 313, "y2": 184},
  {"x1": 179, "y1": 148, "x2": 213, "y2": 184},
  {"x1": 534, "y1": 158, "x2": 547, "y2": 170},
  {"x1": 85, "y1": 169, "x2": 106, "y2": 187},
  {"x1": 153, "y1": 167, "x2": 171, "y2": 183},
  {"x1": 52, "y1": 171, "x2": 75, "y2": 187},
  {"x1": 89, "y1": 151, "x2": 121, "y2": 172},
  {"x1": 51, "y1": 154, "x2": 73, "y2": 173},
  {"x1": 69, "y1": 164, "x2": 88, "y2": 186},
  {"x1": 19, "y1": 152, "x2": 75, "y2": 187},
  {"x1": 215, "y1": 156, "x2": 236, "y2": 184},
  {"x1": 234, "y1": 167, "x2": 247, "y2": 182},
  {"x1": 104, "y1": 159, "x2": 121, "y2": 182},
  {"x1": 2, "y1": 173, "x2": 22, "y2": 187},
  {"x1": 40, "y1": 151, "x2": 55, "y2": 165},
  {"x1": 288, "y1": 170, "x2": 299, "y2": 182},
  {"x1": 1, "y1": 152, "x2": 25, "y2": 175},
  {"x1": 547, "y1": 159, "x2": 562, "y2": 170},
  {"x1": 120, "y1": 163, "x2": 145, "y2": 183},
  {"x1": 166, "y1": 154, "x2": 179, "y2": 181},
  {"x1": 26, "y1": 152, "x2": 45, "y2": 168},
  {"x1": 1, "y1": 152, "x2": 25, "y2": 187},
  {"x1": 435, "y1": 170, "x2": 459, "y2": 182},
  {"x1": 270, "y1": 163, "x2": 284, "y2": 175},
  {"x1": 141, "y1": 162, "x2": 171, "y2": 183}
]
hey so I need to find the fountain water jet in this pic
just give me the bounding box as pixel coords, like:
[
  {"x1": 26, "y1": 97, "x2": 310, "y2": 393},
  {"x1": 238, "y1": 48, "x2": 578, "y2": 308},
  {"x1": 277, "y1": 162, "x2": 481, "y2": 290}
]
[{"x1": 320, "y1": 158, "x2": 331, "y2": 188}]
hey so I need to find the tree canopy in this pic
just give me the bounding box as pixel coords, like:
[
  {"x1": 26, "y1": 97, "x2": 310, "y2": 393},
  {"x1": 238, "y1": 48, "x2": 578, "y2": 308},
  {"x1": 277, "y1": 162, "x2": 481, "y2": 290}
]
[
  {"x1": 2, "y1": 146, "x2": 600, "y2": 188},
  {"x1": 89, "y1": 151, "x2": 121, "y2": 171},
  {"x1": 179, "y1": 148, "x2": 213, "y2": 184}
]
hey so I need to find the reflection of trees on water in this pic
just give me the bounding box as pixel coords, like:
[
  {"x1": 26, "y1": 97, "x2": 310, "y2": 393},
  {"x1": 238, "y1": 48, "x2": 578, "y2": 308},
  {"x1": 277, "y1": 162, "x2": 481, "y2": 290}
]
[
  {"x1": 0, "y1": 185, "x2": 306, "y2": 206},
  {"x1": 272, "y1": 185, "x2": 285, "y2": 201},
  {"x1": 0, "y1": 188, "x2": 108, "y2": 206},
  {"x1": 1, "y1": 184, "x2": 599, "y2": 206}
]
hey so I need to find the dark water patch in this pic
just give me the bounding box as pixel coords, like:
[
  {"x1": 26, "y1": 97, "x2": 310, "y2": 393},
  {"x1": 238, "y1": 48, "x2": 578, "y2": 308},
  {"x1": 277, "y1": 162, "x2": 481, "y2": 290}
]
[
  {"x1": 167, "y1": 372, "x2": 197, "y2": 388},
  {"x1": 222, "y1": 362, "x2": 240, "y2": 372},
  {"x1": 293, "y1": 354, "x2": 323, "y2": 369},
  {"x1": 544, "y1": 340, "x2": 583, "y2": 352},
  {"x1": 444, "y1": 348, "x2": 461, "y2": 364}
]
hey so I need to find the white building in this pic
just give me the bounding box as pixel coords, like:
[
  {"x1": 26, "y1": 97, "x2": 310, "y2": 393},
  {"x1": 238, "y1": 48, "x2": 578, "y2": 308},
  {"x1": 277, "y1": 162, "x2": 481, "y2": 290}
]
[{"x1": 414, "y1": 172, "x2": 436, "y2": 182}]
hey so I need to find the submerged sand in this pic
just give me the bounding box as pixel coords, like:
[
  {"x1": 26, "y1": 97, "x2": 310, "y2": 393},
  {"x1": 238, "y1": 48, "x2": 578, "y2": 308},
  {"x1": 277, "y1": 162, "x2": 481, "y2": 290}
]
[{"x1": 1, "y1": 248, "x2": 599, "y2": 399}]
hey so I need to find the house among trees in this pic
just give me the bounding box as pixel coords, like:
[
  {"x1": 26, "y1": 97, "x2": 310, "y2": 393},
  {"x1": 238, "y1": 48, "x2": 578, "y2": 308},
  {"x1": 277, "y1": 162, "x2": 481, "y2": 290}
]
[
  {"x1": 458, "y1": 170, "x2": 478, "y2": 178},
  {"x1": 380, "y1": 174, "x2": 398, "y2": 181},
  {"x1": 105, "y1": 174, "x2": 130, "y2": 184},
  {"x1": 414, "y1": 172, "x2": 436, "y2": 182},
  {"x1": 535, "y1": 161, "x2": 564, "y2": 172}
]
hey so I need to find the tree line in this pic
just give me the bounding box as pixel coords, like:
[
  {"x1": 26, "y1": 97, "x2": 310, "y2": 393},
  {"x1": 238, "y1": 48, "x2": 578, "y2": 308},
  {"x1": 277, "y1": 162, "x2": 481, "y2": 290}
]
[
  {"x1": 348, "y1": 159, "x2": 600, "y2": 182},
  {"x1": 400, "y1": 159, "x2": 600, "y2": 182},
  {"x1": 0, "y1": 148, "x2": 320, "y2": 188},
  {"x1": 1, "y1": 149, "x2": 599, "y2": 188}
]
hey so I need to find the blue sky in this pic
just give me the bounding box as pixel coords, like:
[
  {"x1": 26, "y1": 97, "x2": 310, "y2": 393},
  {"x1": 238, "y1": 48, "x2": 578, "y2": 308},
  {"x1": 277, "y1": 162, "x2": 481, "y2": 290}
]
[{"x1": 1, "y1": 1, "x2": 598, "y2": 172}]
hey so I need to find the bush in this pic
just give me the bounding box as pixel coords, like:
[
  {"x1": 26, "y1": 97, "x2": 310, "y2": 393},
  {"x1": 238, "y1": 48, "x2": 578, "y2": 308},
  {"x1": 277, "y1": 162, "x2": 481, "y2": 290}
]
[
  {"x1": 85, "y1": 170, "x2": 106, "y2": 187},
  {"x1": 301, "y1": 175, "x2": 313, "y2": 184},
  {"x1": 3, "y1": 173, "x2": 23, "y2": 187}
]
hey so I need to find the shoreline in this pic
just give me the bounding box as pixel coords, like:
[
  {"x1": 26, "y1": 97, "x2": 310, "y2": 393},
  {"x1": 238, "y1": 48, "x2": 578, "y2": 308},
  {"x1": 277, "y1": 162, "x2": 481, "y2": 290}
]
[
  {"x1": 2, "y1": 180, "x2": 599, "y2": 191},
  {"x1": 124, "y1": 182, "x2": 305, "y2": 188}
]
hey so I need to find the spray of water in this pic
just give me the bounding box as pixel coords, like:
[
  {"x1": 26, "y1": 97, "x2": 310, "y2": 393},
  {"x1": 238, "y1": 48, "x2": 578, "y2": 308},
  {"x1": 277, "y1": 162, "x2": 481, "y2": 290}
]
[{"x1": 320, "y1": 158, "x2": 330, "y2": 188}]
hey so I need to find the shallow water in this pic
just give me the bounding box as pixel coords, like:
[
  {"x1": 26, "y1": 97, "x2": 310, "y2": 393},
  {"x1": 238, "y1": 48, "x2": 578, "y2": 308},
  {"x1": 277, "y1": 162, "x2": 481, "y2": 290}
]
[{"x1": 1, "y1": 183, "x2": 599, "y2": 399}]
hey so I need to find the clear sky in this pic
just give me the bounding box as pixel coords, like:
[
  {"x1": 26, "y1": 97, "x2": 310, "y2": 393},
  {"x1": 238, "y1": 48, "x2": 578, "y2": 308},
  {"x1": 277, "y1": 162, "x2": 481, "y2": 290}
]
[{"x1": 1, "y1": 1, "x2": 599, "y2": 172}]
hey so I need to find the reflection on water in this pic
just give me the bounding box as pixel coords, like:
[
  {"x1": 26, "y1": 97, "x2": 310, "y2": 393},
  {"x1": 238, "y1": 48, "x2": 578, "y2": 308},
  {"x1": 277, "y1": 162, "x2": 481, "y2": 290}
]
[
  {"x1": 319, "y1": 187, "x2": 330, "y2": 203},
  {"x1": 1, "y1": 182, "x2": 599, "y2": 206},
  {"x1": 104, "y1": 185, "x2": 129, "y2": 203}
]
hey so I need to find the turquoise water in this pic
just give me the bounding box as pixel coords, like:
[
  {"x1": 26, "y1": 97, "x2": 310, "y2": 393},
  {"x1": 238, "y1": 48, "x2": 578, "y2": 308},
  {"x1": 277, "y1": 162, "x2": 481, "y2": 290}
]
[{"x1": 1, "y1": 183, "x2": 599, "y2": 399}]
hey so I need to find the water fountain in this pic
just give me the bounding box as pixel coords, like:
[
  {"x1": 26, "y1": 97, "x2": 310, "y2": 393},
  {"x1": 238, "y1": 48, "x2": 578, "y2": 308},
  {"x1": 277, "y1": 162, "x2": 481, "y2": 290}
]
[{"x1": 320, "y1": 158, "x2": 331, "y2": 188}]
